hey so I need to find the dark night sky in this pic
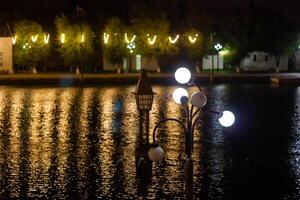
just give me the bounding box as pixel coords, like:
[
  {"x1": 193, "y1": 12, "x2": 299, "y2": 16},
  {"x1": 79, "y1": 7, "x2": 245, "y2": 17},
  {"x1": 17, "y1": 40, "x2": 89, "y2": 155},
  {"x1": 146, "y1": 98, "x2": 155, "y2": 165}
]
[{"x1": 1, "y1": 0, "x2": 300, "y2": 24}]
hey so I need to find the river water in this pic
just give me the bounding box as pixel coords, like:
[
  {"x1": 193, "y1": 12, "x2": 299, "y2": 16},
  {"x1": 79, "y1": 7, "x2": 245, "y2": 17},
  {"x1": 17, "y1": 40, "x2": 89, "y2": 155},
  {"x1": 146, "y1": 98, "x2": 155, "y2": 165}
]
[{"x1": 0, "y1": 84, "x2": 300, "y2": 199}]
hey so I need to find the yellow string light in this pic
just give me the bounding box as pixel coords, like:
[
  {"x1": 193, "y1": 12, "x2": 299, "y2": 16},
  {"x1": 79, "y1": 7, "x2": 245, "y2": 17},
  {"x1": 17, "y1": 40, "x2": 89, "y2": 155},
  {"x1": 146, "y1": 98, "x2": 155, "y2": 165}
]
[
  {"x1": 44, "y1": 34, "x2": 50, "y2": 44},
  {"x1": 12, "y1": 35, "x2": 17, "y2": 45},
  {"x1": 124, "y1": 33, "x2": 136, "y2": 43},
  {"x1": 188, "y1": 34, "x2": 198, "y2": 44},
  {"x1": 103, "y1": 33, "x2": 109, "y2": 44},
  {"x1": 80, "y1": 34, "x2": 85, "y2": 43},
  {"x1": 168, "y1": 35, "x2": 180, "y2": 44},
  {"x1": 31, "y1": 35, "x2": 38, "y2": 43},
  {"x1": 147, "y1": 35, "x2": 157, "y2": 45},
  {"x1": 60, "y1": 33, "x2": 65, "y2": 44}
]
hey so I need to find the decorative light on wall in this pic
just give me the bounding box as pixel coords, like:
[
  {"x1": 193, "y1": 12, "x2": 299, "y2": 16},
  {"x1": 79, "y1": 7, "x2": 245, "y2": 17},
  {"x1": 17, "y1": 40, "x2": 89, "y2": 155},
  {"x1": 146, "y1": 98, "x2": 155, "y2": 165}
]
[
  {"x1": 168, "y1": 35, "x2": 180, "y2": 44},
  {"x1": 188, "y1": 34, "x2": 198, "y2": 44},
  {"x1": 44, "y1": 34, "x2": 50, "y2": 44},
  {"x1": 125, "y1": 33, "x2": 136, "y2": 43},
  {"x1": 12, "y1": 36, "x2": 17, "y2": 45},
  {"x1": 80, "y1": 34, "x2": 85, "y2": 43},
  {"x1": 147, "y1": 34, "x2": 157, "y2": 45},
  {"x1": 103, "y1": 33, "x2": 110, "y2": 44},
  {"x1": 31, "y1": 35, "x2": 38, "y2": 43},
  {"x1": 60, "y1": 33, "x2": 65, "y2": 44}
]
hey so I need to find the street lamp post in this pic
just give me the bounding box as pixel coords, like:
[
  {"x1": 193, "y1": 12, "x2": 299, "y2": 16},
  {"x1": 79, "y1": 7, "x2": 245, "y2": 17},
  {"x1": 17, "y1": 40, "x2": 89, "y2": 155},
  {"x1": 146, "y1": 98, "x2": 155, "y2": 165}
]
[
  {"x1": 147, "y1": 67, "x2": 235, "y2": 199},
  {"x1": 148, "y1": 67, "x2": 235, "y2": 162},
  {"x1": 134, "y1": 69, "x2": 155, "y2": 180},
  {"x1": 214, "y1": 43, "x2": 223, "y2": 73},
  {"x1": 134, "y1": 69, "x2": 154, "y2": 143},
  {"x1": 127, "y1": 42, "x2": 136, "y2": 72}
]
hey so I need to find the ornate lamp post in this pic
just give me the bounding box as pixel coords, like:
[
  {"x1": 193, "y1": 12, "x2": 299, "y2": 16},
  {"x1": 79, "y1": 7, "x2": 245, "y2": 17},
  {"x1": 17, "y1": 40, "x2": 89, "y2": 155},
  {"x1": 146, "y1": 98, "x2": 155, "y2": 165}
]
[
  {"x1": 134, "y1": 69, "x2": 154, "y2": 143},
  {"x1": 148, "y1": 67, "x2": 235, "y2": 162},
  {"x1": 134, "y1": 69, "x2": 155, "y2": 180}
]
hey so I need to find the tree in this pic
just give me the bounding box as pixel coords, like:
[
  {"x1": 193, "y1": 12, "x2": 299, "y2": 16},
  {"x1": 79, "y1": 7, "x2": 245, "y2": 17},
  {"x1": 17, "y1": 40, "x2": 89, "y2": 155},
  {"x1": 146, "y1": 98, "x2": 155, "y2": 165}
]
[
  {"x1": 216, "y1": 11, "x2": 253, "y2": 73},
  {"x1": 102, "y1": 17, "x2": 128, "y2": 73},
  {"x1": 13, "y1": 20, "x2": 51, "y2": 73},
  {"x1": 253, "y1": 11, "x2": 298, "y2": 72},
  {"x1": 132, "y1": 16, "x2": 178, "y2": 72},
  {"x1": 55, "y1": 14, "x2": 95, "y2": 73}
]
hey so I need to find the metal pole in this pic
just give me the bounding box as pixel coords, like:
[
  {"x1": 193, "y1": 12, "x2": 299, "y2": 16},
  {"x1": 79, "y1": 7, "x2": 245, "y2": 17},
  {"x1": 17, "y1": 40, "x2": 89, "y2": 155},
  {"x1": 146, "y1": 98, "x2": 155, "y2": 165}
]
[
  {"x1": 217, "y1": 53, "x2": 219, "y2": 73},
  {"x1": 139, "y1": 111, "x2": 144, "y2": 142},
  {"x1": 185, "y1": 158, "x2": 193, "y2": 200},
  {"x1": 146, "y1": 111, "x2": 149, "y2": 144}
]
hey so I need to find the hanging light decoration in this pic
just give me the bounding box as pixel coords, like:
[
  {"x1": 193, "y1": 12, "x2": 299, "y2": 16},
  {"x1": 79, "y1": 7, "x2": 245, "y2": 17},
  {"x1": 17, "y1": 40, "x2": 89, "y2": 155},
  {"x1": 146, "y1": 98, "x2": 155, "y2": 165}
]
[
  {"x1": 188, "y1": 34, "x2": 198, "y2": 44},
  {"x1": 147, "y1": 34, "x2": 157, "y2": 45},
  {"x1": 12, "y1": 35, "x2": 17, "y2": 45},
  {"x1": 125, "y1": 33, "x2": 136, "y2": 43},
  {"x1": 103, "y1": 32, "x2": 110, "y2": 44},
  {"x1": 60, "y1": 33, "x2": 65, "y2": 44},
  {"x1": 31, "y1": 35, "x2": 38, "y2": 43},
  {"x1": 168, "y1": 35, "x2": 180, "y2": 44},
  {"x1": 44, "y1": 34, "x2": 50, "y2": 44},
  {"x1": 80, "y1": 34, "x2": 85, "y2": 43}
]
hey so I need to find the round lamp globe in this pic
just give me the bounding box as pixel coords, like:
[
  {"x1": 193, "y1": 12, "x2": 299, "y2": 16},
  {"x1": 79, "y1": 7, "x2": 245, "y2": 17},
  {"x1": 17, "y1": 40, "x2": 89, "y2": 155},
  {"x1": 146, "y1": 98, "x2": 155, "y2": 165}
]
[
  {"x1": 172, "y1": 88, "x2": 189, "y2": 104},
  {"x1": 148, "y1": 146, "x2": 164, "y2": 162},
  {"x1": 218, "y1": 111, "x2": 235, "y2": 127},
  {"x1": 175, "y1": 67, "x2": 191, "y2": 84}
]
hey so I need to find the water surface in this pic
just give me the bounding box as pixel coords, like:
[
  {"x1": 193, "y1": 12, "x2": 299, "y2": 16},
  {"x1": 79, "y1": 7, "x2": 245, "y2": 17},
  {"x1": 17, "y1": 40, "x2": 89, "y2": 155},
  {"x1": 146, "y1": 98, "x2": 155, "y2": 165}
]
[{"x1": 0, "y1": 84, "x2": 299, "y2": 199}]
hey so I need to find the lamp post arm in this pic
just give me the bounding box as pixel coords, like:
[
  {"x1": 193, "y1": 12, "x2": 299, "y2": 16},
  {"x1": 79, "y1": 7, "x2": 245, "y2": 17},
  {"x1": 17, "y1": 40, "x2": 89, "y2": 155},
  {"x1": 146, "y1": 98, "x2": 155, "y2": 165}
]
[
  {"x1": 191, "y1": 110, "x2": 222, "y2": 134},
  {"x1": 152, "y1": 118, "x2": 187, "y2": 143}
]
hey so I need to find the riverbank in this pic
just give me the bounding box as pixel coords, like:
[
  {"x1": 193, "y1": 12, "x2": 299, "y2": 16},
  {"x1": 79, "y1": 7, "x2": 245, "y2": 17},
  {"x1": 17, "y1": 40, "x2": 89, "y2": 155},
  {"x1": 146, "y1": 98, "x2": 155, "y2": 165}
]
[{"x1": 0, "y1": 73, "x2": 300, "y2": 85}]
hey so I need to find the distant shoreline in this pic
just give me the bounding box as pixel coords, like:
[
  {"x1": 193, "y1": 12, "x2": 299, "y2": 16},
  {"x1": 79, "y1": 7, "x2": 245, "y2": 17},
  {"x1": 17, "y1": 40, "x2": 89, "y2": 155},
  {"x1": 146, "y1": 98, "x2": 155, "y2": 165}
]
[{"x1": 0, "y1": 73, "x2": 299, "y2": 85}]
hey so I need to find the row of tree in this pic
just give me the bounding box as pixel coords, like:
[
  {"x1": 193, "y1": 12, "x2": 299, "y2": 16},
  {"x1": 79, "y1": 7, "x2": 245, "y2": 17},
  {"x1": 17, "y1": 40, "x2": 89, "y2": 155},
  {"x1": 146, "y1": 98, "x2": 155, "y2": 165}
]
[
  {"x1": 13, "y1": 14, "x2": 211, "y2": 73},
  {"x1": 12, "y1": 9, "x2": 300, "y2": 73}
]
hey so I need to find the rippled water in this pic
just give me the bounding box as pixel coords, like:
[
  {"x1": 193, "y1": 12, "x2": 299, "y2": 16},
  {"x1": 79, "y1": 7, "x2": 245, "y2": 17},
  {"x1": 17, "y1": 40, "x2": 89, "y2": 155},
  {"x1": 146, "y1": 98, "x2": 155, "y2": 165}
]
[{"x1": 0, "y1": 84, "x2": 300, "y2": 199}]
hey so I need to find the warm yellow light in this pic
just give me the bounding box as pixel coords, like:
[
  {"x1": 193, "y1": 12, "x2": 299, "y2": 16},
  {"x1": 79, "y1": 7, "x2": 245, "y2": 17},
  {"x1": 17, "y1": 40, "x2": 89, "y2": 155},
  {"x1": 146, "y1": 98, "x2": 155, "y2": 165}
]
[
  {"x1": 60, "y1": 33, "x2": 65, "y2": 44},
  {"x1": 188, "y1": 34, "x2": 198, "y2": 44},
  {"x1": 125, "y1": 33, "x2": 136, "y2": 43},
  {"x1": 147, "y1": 35, "x2": 157, "y2": 45},
  {"x1": 219, "y1": 50, "x2": 230, "y2": 57},
  {"x1": 31, "y1": 35, "x2": 38, "y2": 43},
  {"x1": 168, "y1": 35, "x2": 180, "y2": 44},
  {"x1": 12, "y1": 35, "x2": 17, "y2": 45},
  {"x1": 103, "y1": 33, "x2": 109, "y2": 44},
  {"x1": 44, "y1": 34, "x2": 50, "y2": 44},
  {"x1": 80, "y1": 34, "x2": 85, "y2": 43}
]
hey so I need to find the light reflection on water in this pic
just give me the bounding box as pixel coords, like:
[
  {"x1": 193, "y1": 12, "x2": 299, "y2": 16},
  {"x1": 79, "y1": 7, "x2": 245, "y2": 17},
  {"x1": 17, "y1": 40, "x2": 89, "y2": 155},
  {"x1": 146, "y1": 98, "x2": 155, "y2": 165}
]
[{"x1": 0, "y1": 84, "x2": 300, "y2": 199}]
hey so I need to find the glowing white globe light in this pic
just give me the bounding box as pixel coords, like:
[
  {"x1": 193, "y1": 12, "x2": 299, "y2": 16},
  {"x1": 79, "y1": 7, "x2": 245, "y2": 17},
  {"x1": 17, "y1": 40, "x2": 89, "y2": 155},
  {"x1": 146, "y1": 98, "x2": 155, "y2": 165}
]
[
  {"x1": 148, "y1": 146, "x2": 164, "y2": 162},
  {"x1": 218, "y1": 111, "x2": 235, "y2": 127},
  {"x1": 175, "y1": 67, "x2": 191, "y2": 84},
  {"x1": 172, "y1": 88, "x2": 188, "y2": 104},
  {"x1": 191, "y1": 92, "x2": 207, "y2": 108}
]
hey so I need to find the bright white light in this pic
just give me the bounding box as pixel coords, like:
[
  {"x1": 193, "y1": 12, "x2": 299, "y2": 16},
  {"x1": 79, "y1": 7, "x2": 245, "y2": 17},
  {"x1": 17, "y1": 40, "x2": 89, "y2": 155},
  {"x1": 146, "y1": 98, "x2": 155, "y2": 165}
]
[
  {"x1": 175, "y1": 67, "x2": 191, "y2": 84},
  {"x1": 191, "y1": 92, "x2": 207, "y2": 108},
  {"x1": 172, "y1": 87, "x2": 188, "y2": 104},
  {"x1": 218, "y1": 111, "x2": 235, "y2": 127},
  {"x1": 148, "y1": 146, "x2": 164, "y2": 162}
]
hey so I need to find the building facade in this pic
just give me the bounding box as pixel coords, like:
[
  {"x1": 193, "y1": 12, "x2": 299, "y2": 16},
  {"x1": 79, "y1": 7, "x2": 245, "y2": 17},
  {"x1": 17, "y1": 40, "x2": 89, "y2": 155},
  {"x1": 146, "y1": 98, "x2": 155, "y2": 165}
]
[
  {"x1": 0, "y1": 37, "x2": 13, "y2": 74},
  {"x1": 241, "y1": 52, "x2": 288, "y2": 71}
]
